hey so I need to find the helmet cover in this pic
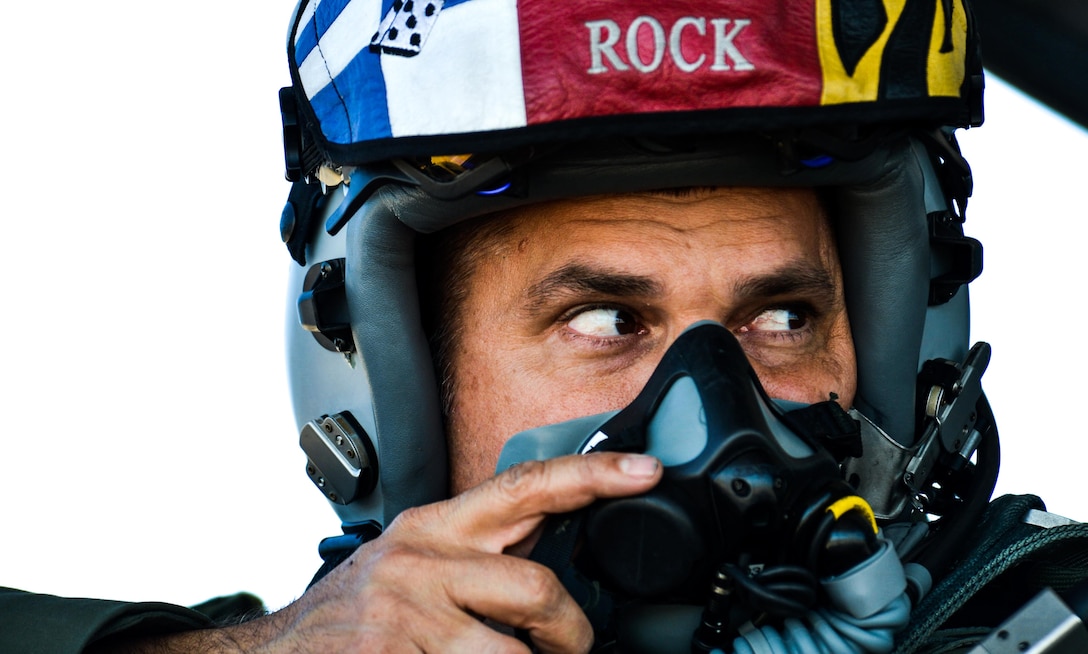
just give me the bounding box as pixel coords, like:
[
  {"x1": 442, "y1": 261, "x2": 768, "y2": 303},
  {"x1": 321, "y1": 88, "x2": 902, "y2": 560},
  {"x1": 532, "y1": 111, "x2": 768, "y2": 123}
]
[{"x1": 287, "y1": 0, "x2": 982, "y2": 167}]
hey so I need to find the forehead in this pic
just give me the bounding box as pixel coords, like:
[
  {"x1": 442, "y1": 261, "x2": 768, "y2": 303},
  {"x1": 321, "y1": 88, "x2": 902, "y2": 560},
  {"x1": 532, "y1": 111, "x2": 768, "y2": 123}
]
[{"x1": 470, "y1": 186, "x2": 833, "y2": 262}]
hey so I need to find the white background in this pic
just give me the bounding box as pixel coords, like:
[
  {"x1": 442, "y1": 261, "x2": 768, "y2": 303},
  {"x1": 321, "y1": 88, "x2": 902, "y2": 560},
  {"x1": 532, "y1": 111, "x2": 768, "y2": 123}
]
[{"x1": 1, "y1": 1, "x2": 1086, "y2": 614}]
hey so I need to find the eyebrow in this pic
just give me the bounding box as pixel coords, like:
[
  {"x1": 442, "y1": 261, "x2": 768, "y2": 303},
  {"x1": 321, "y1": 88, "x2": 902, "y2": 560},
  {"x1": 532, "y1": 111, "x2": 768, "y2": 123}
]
[
  {"x1": 523, "y1": 260, "x2": 839, "y2": 316},
  {"x1": 524, "y1": 263, "x2": 663, "y2": 315},
  {"x1": 732, "y1": 263, "x2": 839, "y2": 307}
]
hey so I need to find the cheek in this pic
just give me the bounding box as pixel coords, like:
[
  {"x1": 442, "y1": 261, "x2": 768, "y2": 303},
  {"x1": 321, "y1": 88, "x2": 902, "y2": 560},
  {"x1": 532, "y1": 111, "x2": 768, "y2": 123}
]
[
  {"x1": 445, "y1": 343, "x2": 657, "y2": 494},
  {"x1": 445, "y1": 347, "x2": 527, "y2": 494},
  {"x1": 752, "y1": 333, "x2": 857, "y2": 407},
  {"x1": 444, "y1": 345, "x2": 577, "y2": 495}
]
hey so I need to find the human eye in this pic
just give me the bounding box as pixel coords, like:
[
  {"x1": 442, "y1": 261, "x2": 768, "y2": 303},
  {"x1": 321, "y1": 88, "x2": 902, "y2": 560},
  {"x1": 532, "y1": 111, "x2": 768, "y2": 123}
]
[
  {"x1": 735, "y1": 306, "x2": 815, "y2": 343},
  {"x1": 566, "y1": 306, "x2": 645, "y2": 338},
  {"x1": 737, "y1": 307, "x2": 808, "y2": 333}
]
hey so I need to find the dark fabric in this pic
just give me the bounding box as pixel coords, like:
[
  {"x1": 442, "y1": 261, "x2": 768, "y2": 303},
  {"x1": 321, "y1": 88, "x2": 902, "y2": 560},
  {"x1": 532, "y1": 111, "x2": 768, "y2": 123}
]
[
  {"x1": 189, "y1": 592, "x2": 265, "y2": 624},
  {"x1": 282, "y1": 180, "x2": 328, "y2": 266},
  {"x1": 894, "y1": 494, "x2": 1088, "y2": 653},
  {"x1": 308, "y1": 546, "x2": 356, "y2": 589},
  {"x1": 0, "y1": 587, "x2": 213, "y2": 654}
]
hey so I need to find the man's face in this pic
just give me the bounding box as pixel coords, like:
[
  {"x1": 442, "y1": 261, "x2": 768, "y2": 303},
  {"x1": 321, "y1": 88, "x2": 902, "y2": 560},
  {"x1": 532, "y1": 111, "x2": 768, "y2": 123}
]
[{"x1": 444, "y1": 187, "x2": 855, "y2": 494}]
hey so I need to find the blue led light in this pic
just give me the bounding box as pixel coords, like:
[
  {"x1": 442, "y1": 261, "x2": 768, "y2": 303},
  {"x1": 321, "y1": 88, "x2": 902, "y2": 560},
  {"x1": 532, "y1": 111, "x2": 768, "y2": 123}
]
[
  {"x1": 800, "y1": 154, "x2": 834, "y2": 168},
  {"x1": 476, "y1": 181, "x2": 512, "y2": 196}
]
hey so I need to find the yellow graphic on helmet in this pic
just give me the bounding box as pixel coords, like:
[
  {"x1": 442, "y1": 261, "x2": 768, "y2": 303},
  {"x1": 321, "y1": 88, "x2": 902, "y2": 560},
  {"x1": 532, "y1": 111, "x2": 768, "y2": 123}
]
[{"x1": 817, "y1": 0, "x2": 967, "y2": 105}]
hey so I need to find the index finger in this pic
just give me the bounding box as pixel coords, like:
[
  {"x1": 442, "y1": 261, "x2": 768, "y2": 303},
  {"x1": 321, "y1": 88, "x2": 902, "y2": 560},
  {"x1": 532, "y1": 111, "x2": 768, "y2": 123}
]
[{"x1": 446, "y1": 452, "x2": 662, "y2": 552}]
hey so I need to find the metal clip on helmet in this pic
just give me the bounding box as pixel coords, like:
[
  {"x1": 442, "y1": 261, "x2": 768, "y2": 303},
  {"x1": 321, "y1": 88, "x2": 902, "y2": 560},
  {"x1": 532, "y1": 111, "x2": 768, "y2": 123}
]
[{"x1": 279, "y1": 0, "x2": 994, "y2": 590}]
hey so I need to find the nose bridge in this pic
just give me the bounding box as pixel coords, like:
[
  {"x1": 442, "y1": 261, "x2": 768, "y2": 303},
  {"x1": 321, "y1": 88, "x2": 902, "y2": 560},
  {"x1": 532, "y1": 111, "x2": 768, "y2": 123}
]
[
  {"x1": 642, "y1": 210, "x2": 761, "y2": 347},
  {"x1": 666, "y1": 266, "x2": 735, "y2": 337}
]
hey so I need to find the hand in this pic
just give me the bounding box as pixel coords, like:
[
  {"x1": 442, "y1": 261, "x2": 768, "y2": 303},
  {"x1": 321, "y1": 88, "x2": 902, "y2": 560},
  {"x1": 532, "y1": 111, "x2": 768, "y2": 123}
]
[
  {"x1": 114, "y1": 452, "x2": 661, "y2": 653},
  {"x1": 279, "y1": 452, "x2": 661, "y2": 653}
]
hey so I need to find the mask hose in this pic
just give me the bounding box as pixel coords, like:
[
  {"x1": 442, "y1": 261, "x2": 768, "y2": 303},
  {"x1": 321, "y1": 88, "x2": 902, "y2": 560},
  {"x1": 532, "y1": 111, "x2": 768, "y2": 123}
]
[
  {"x1": 692, "y1": 507, "x2": 915, "y2": 654},
  {"x1": 729, "y1": 597, "x2": 911, "y2": 654}
]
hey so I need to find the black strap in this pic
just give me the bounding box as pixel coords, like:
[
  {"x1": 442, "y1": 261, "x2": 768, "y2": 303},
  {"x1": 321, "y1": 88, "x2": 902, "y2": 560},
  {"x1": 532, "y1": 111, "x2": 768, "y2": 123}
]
[
  {"x1": 308, "y1": 522, "x2": 383, "y2": 588},
  {"x1": 521, "y1": 510, "x2": 621, "y2": 648},
  {"x1": 281, "y1": 180, "x2": 328, "y2": 267},
  {"x1": 782, "y1": 400, "x2": 862, "y2": 461}
]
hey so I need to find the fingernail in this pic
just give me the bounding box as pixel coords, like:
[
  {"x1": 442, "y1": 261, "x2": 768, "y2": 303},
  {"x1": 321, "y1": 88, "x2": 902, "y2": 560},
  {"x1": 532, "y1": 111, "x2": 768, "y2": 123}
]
[{"x1": 620, "y1": 454, "x2": 659, "y2": 477}]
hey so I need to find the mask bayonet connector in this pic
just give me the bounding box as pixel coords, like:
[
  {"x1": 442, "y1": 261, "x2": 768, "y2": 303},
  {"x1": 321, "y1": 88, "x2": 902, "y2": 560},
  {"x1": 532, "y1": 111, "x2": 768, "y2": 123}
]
[
  {"x1": 300, "y1": 412, "x2": 378, "y2": 505},
  {"x1": 844, "y1": 342, "x2": 991, "y2": 520},
  {"x1": 913, "y1": 341, "x2": 991, "y2": 472},
  {"x1": 298, "y1": 258, "x2": 354, "y2": 354}
]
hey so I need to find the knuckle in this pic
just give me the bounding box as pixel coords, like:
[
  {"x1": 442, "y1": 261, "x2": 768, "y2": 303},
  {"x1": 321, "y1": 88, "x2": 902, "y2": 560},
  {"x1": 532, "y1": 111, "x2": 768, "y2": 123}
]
[
  {"x1": 495, "y1": 459, "x2": 549, "y2": 502},
  {"x1": 520, "y1": 562, "x2": 565, "y2": 612},
  {"x1": 388, "y1": 504, "x2": 430, "y2": 533},
  {"x1": 515, "y1": 562, "x2": 591, "y2": 654}
]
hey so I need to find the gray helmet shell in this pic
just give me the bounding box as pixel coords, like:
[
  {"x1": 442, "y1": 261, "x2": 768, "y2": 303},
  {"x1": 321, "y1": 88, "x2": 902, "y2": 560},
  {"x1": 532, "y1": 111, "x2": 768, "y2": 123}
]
[{"x1": 286, "y1": 134, "x2": 976, "y2": 528}]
